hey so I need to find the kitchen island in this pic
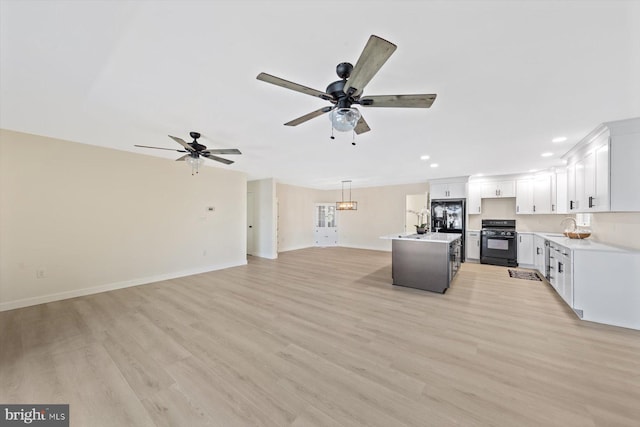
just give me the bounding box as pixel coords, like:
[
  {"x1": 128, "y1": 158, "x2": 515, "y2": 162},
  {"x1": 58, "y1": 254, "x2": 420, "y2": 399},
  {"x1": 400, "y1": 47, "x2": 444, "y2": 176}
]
[{"x1": 381, "y1": 233, "x2": 462, "y2": 293}]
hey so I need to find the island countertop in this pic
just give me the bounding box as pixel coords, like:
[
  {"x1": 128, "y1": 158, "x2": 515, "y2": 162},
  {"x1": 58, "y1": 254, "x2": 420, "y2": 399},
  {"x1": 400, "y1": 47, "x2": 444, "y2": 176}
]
[{"x1": 380, "y1": 232, "x2": 461, "y2": 243}]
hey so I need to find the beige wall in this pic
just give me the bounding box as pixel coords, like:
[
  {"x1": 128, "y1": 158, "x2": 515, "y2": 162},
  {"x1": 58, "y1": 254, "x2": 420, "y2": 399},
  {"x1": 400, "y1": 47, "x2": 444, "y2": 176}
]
[
  {"x1": 590, "y1": 212, "x2": 640, "y2": 250},
  {"x1": 247, "y1": 178, "x2": 277, "y2": 259},
  {"x1": 277, "y1": 182, "x2": 429, "y2": 252},
  {"x1": 336, "y1": 182, "x2": 430, "y2": 251},
  {"x1": 276, "y1": 183, "x2": 329, "y2": 252},
  {"x1": 0, "y1": 129, "x2": 247, "y2": 310}
]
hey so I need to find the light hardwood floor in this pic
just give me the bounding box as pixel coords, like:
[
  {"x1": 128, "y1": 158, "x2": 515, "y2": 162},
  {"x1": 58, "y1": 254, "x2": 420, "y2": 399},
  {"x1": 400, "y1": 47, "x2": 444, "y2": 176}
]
[{"x1": 1, "y1": 247, "x2": 639, "y2": 426}]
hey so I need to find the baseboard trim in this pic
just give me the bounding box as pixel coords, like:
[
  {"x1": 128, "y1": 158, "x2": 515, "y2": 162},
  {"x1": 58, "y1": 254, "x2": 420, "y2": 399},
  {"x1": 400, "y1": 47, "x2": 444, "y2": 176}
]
[
  {"x1": 338, "y1": 244, "x2": 391, "y2": 252},
  {"x1": 278, "y1": 244, "x2": 313, "y2": 253},
  {"x1": 0, "y1": 260, "x2": 248, "y2": 312}
]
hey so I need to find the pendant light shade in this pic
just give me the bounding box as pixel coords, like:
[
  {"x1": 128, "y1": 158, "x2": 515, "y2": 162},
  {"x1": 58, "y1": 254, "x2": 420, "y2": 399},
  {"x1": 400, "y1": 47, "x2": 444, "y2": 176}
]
[{"x1": 336, "y1": 180, "x2": 358, "y2": 210}]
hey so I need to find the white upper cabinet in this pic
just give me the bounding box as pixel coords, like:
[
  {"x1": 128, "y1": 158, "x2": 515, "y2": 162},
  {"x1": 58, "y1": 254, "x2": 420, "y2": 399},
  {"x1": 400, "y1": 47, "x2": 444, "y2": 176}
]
[
  {"x1": 515, "y1": 174, "x2": 553, "y2": 214},
  {"x1": 563, "y1": 117, "x2": 639, "y2": 213},
  {"x1": 430, "y1": 181, "x2": 467, "y2": 199},
  {"x1": 481, "y1": 180, "x2": 515, "y2": 198},
  {"x1": 554, "y1": 171, "x2": 567, "y2": 214},
  {"x1": 532, "y1": 174, "x2": 553, "y2": 214},
  {"x1": 467, "y1": 182, "x2": 482, "y2": 214},
  {"x1": 516, "y1": 179, "x2": 533, "y2": 214}
]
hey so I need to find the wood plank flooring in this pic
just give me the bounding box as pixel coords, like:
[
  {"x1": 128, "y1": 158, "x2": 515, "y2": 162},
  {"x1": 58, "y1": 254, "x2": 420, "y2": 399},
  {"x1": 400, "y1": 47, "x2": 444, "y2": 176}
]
[{"x1": 1, "y1": 247, "x2": 639, "y2": 426}]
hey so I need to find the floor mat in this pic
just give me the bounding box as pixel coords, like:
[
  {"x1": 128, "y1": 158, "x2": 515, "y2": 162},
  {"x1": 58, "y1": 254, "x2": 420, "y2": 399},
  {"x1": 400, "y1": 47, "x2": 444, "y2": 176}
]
[{"x1": 508, "y1": 269, "x2": 542, "y2": 281}]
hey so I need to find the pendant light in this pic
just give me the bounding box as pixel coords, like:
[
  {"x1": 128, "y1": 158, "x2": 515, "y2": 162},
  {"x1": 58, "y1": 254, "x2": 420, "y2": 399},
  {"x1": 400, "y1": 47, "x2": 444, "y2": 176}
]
[{"x1": 336, "y1": 180, "x2": 358, "y2": 210}]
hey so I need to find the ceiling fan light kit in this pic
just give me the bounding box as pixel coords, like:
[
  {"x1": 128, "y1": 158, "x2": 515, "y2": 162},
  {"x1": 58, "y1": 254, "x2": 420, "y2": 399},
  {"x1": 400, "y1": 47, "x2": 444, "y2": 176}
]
[
  {"x1": 134, "y1": 131, "x2": 241, "y2": 175},
  {"x1": 257, "y1": 34, "x2": 437, "y2": 140},
  {"x1": 329, "y1": 107, "x2": 361, "y2": 132}
]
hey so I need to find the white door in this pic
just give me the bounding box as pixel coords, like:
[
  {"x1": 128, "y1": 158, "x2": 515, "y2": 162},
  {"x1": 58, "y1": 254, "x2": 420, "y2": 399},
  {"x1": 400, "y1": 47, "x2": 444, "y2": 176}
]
[
  {"x1": 247, "y1": 192, "x2": 255, "y2": 255},
  {"x1": 314, "y1": 203, "x2": 338, "y2": 246}
]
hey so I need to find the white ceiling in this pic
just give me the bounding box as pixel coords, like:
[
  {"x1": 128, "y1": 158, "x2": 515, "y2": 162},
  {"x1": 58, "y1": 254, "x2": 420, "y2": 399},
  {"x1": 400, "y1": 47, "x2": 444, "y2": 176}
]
[{"x1": 2, "y1": 0, "x2": 639, "y2": 189}]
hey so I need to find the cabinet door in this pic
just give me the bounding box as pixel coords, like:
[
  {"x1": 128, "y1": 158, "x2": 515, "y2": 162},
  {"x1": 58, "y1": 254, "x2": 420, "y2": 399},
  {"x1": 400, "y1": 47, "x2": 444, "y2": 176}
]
[
  {"x1": 430, "y1": 183, "x2": 448, "y2": 199},
  {"x1": 431, "y1": 182, "x2": 467, "y2": 199},
  {"x1": 555, "y1": 171, "x2": 568, "y2": 214},
  {"x1": 517, "y1": 233, "x2": 534, "y2": 266},
  {"x1": 466, "y1": 231, "x2": 480, "y2": 260},
  {"x1": 533, "y1": 174, "x2": 552, "y2": 213},
  {"x1": 497, "y1": 180, "x2": 516, "y2": 198},
  {"x1": 481, "y1": 182, "x2": 497, "y2": 198},
  {"x1": 516, "y1": 179, "x2": 533, "y2": 214},
  {"x1": 593, "y1": 143, "x2": 610, "y2": 211},
  {"x1": 566, "y1": 164, "x2": 577, "y2": 212},
  {"x1": 575, "y1": 158, "x2": 586, "y2": 212},
  {"x1": 560, "y1": 252, "x2": 573, "y2": 306},
  {"x1": 533, "y1": 236, "x2": 546, "y2": 275},
  {"x1": 468, "y1": 182, "x2": 482, "y2": 214},
  {"x1": 583, "y1": 150, "x2": 596, "y2": 212},
  {"x1": 447, "y1": 182, "x2": 467, "y2": 199},
  {"x1": 481, "y1": 180, "x2": 516, "y2": 198}
]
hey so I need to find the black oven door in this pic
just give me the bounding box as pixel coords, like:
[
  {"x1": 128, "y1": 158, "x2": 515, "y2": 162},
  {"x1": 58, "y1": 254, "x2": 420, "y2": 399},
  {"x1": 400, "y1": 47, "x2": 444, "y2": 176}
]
[{"x1": 481, "y1": 231, "x2": 518, "y2": 267}]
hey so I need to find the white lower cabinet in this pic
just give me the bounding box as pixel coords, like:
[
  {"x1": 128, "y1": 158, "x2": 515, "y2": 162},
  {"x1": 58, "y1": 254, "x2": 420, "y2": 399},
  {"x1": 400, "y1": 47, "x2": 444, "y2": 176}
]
[
  {"x1": 466, "y1": 231, "x2": 480, "y2": 261},
  {"x1": 541, "y1": 235, "x2": 640, "y2": 330},
  {"x1": 517, "y1": 233, "x2": 534, "y2": 266},
  {"x1": 533, "y1": 235, "x2": 546, "y2": 276}
]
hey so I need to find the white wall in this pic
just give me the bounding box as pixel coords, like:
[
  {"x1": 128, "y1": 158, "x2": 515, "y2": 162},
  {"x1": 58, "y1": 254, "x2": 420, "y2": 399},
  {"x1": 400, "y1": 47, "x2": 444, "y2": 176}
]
[
  {"x1": 0, "y1": 129, "x2": 247, "y2": 310},
  {"x1": 247, "y1": 178, "x2": 277, "y2": 259}
]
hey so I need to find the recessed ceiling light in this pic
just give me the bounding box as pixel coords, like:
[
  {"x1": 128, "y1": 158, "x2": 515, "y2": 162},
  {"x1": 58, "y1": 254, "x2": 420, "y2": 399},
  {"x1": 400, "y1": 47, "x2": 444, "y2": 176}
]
[
  {"x1": 420, "y1": 155, "x2": 430, "y2": 160},
  {"x1": 552, "y1": 137, "x2": 567, "y2": 143},
  {"x1": 475, "y1": 173, "x2": 484, "y2": 177},
  {"x1": 529, "y1": 169, "x2": 538, "y2": 173},
  {"x1": 541, "y1": 152, "x2": 553, "y2": 157},
  {"x1": 430, "y1": 163, "x2": 439, "y2": 168},
  {"x1": 561, "y1": 159, "x2": 568, "y2": 164}
]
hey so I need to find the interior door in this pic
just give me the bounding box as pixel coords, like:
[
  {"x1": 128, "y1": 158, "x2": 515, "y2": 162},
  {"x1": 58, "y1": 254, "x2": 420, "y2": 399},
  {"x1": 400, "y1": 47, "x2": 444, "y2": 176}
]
[
  {"x1": 247, "y1": 192, "x2": 255, "y2": 255},
  {"x1": 314, "y1": 203, "x2": 338, "y2": 247}
]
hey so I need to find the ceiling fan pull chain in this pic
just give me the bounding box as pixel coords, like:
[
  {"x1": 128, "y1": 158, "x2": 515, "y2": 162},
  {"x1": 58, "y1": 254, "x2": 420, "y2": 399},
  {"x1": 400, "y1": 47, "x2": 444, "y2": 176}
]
[
  {"x1": 330, "y1": 121, "x2": 335, "y2": 140},
  {"x1": 351, "y1": 129, "x2": 356, "y2": 146}
]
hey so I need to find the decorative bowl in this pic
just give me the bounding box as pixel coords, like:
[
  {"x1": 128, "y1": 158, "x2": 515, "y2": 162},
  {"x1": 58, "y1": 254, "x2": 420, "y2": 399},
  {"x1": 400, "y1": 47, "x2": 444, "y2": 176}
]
[{"x1": 565, "y1": 231, "x2": 591, "y2": 239}]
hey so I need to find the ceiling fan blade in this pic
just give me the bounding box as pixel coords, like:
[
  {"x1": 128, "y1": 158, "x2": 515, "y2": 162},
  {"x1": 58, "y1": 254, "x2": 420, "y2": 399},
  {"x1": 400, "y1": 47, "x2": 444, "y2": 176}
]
[
  {"x1": 201, "y1": 153, "x2": 234, "y2": 165},
  {"x1": 359, "y1": 94, "x2": 437, "y2": 108},
  {"x1": 134, "y1": 144, "x2": 188, "y2": 153},
  {"x1": 201, "y1": 148, "x2": 242, "y2": 155},
  {"x1": 168, "y1": 135, "x2": 196, "y2": 152},
  {"x1": 354, "y1": 115, "x2": 371, "y2": 135},
  {"x1": 175, "y1": 154, "x2": 190, "y2": 161},
  {"x1": 343, "y1": 35, "x2": 397, "y2": 98},
  {"x1": 257, "y1": 73, "x2": 334, "y2": 101},
  {"x1": 284, "y1": 106, "x2": 333, "y2": 126}
]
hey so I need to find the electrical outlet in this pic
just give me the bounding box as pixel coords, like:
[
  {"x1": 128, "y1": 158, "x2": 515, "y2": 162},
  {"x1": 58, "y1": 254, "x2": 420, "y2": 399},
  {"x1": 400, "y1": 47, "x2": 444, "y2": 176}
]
[{"x1": 36, "y1": 269, "x2": 45, "y2": 279}]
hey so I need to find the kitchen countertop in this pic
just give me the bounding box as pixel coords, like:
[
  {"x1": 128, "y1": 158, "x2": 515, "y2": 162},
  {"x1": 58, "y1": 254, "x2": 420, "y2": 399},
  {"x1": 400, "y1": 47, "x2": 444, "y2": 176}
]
[
  {"x1": 515, "y1": 230, "x2": 635, "y2": 253},
  {"x1": 537, "y1": 232, "x2": 634, "y2": 253},
  {"x1": 380, "y1": 232, "x2": 461, "y2": 243}
]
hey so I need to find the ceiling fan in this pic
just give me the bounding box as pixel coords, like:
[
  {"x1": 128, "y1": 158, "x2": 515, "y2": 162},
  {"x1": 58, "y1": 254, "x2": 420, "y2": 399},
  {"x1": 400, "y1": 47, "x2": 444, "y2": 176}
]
[
  {"x1": 134, "y1": 132, "x2": 241, "y2": 174},
  {"x1": 257, "y1": 35, "x2": 437, "y2": 138}
]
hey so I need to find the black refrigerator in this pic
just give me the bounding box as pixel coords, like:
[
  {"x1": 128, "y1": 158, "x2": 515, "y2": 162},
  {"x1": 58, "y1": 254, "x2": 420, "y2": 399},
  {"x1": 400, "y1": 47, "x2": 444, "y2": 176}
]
[{"x1": 431, "y1": 199, "x2": 466, "y2": 262}]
